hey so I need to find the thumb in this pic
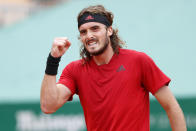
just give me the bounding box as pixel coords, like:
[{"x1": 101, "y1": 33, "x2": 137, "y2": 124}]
[{"x1": 64, "y1": 40, "x2": 71, "y2": 49}]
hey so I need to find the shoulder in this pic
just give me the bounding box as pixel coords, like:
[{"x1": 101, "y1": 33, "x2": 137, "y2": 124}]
[
  {"x1": 119, "y1": 48, "x2": 149, "y2": 59},
  {"x1": 66, "y1": 59, "x2": 84, "y2": 69},
  {"x1": 118, "y1": 48, "x2": 155, "y2": 67},
  {"x1": 61, "y1": 59, "x2": 84, "y2": 77}
]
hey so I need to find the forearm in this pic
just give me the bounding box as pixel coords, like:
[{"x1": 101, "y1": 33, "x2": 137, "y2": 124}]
[
  {"x1": 40, "y1": 37, "x2": 71, "y2": 113},
  {"x1": 166, "y1": 104, "x2": 187, "y2": 131},
  {"x1": 41, "y1": 74, "x2": 60, "y2": 113}
]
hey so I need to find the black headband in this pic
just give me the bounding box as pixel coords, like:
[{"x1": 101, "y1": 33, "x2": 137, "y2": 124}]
[{"x1": 78, "y1": 13, "x2": 111, "y2": 28}]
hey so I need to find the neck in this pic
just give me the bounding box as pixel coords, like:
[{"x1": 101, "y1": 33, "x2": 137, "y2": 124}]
[{"x1": 93, "y1": 44, "x2": 114, "y2": 65}]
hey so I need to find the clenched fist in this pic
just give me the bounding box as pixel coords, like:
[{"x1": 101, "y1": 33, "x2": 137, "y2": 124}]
[{"x1": 50, "y1": 37, "x2": 71, "y2": 58}]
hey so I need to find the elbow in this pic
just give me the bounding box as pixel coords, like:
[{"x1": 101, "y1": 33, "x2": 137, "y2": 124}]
[
  {"x1": 41, "y1": 107, "x2": 54, "y2": 114},
  {"x1": 163, "y1": 102, "x2": 183, "y2": 116},
  {"x1": 40, "y1": 102, "x2": 56, "y2": 114}
]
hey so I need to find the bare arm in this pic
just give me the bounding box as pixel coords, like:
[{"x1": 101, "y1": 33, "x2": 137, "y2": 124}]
[
  {"x1": 154, "y1": 86, "x2": 187, "y2": 131},
  {"x1": 40, "y1": 37, "x2": 71, "y2": 114},
  {"x1": 40, "y1": 75, "x2": 72, "y2": 114}
]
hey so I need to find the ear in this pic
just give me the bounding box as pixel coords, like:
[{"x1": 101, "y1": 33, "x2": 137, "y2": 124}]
[{"x1": 107, "y1": 26, "x2": 113, "y2": 37}]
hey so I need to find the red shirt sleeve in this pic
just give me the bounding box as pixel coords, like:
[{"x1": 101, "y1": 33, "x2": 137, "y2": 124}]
[
  {"x1": 57, "y1": 62, "x2": 77, "y2": 101},
  {"x1": 140, "y1": 52, "x2": 171, "y2": 95}
]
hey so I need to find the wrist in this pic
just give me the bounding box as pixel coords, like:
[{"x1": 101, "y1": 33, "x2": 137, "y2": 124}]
[{"x1": 45, "y1": 53, "x2": 61, "y2": 75}]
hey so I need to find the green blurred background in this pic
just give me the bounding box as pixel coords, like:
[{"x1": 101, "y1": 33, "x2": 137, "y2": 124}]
[{"x1": 0, "y1": 0, "x2": 196, "y2": 130}]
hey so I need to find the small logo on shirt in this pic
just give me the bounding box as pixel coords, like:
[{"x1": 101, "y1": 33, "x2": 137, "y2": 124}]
[
  {"x1": 85, "y1": 15, "x2": 94, "y2": 20},
  {"x1": 117, "y1": 65, "x2": 126, "y2": 72}
]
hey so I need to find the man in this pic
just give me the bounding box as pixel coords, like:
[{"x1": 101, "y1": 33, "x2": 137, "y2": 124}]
[{"x1": 41, "y1": 5, "x2": 187, "y2": 131}]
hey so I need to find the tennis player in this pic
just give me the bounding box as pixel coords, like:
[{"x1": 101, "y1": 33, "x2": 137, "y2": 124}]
[{"x1": 41, "y1": 5, "x2": 187, "y2": 131}]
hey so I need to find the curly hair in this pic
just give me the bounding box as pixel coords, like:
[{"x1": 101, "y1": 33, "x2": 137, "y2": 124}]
[{"x1": 77, "y1": 5, "x2": 126, "y2": 62}]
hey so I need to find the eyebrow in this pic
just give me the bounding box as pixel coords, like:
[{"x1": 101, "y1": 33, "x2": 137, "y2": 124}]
[
  {"x1": 90, "y1": 25, "x2": 100, "y2": 29},
  {"x1": 79, "y1": 25, "x2": 100, "y2": 31},
  {"x1": 79, "y1": 29, "x2": 86, "y2": 34}
]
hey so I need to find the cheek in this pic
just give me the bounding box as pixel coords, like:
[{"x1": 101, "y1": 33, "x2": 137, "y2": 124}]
[
  {"x1": 80, "y1": 37, "x2": 86, "y2": 44},
  {"x1": 97, "y1": 32, "x2": 106, "y2": 40}
]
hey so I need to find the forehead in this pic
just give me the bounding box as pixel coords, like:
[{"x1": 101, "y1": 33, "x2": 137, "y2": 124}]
[{"x1": 79, "y1": 22, "x2": 106, "y2": 30}]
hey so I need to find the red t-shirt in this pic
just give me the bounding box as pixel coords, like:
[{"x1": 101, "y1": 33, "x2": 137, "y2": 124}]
[{"x1": 58, "y1": 49, "x2": 171, "y2": 131}]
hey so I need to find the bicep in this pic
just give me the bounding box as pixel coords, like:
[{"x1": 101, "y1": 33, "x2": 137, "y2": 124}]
[
  {"x1": 154, "y1": 86, "x2": 179, "y2": 110},
  {"x1": 56, "y1": 84, "x2": 72, "y2": 104}
]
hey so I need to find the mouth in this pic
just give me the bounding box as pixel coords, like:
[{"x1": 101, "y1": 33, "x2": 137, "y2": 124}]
[
  {"x1": 88, "y1": 41, "x2": 97, "y2": 47},
  {"x1": 86, "y1": 39, "x2": 98, "y2": 48}
]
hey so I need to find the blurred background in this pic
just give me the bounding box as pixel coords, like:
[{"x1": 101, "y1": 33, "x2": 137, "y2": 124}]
[{"x1": 0, "y1": 0, "x2": 196, "y2": 130}]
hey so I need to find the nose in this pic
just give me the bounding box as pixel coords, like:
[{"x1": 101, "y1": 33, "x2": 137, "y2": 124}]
[
  {"x1": 86, "y1": 30, "x2": 94, "y2": 40},
  {"x1": 84, "y1": 31, "x2": 95, "y2": 44}
]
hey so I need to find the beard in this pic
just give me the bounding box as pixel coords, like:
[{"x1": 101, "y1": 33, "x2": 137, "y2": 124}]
[{"x1": 84, "y1": 35, "x2": 109, "y2": 56}]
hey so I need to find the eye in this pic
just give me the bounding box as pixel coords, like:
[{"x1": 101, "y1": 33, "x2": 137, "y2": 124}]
[
  {"x1": 80, "y1": 30, "x2": 86, "y2": 35},
  {"x1": 91, "y1": 26, "x2": 99, "y2": 31}
]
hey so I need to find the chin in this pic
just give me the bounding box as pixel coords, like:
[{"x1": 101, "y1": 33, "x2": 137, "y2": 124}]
[
  {"x1": 88, "y1": 49, "x2": 100, "y2": 54},
  {"x1": 90, "y1": 50, "x2": 105, "y2": 56}
]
